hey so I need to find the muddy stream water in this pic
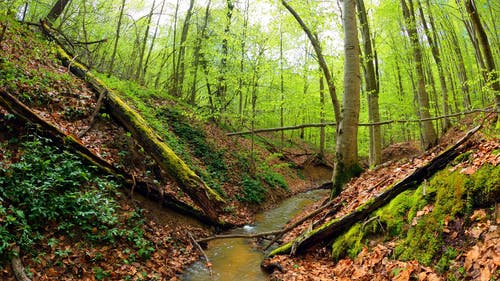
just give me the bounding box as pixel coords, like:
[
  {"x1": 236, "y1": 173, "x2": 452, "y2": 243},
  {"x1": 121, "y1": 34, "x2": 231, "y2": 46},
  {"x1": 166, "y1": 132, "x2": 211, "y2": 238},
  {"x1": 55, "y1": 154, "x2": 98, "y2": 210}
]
[{"x1": 181, "y1": 189, "x2": 329, "y2": 281}]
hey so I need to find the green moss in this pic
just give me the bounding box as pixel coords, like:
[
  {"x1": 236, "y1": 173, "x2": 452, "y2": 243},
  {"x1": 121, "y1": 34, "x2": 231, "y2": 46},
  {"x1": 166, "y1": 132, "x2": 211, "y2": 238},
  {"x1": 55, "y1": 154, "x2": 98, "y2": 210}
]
[
  {"x1": 331, "y1": 223, "x2": 364, "y2": 260},
  {"x1": 327, "y1": 163, "x2": 499, "y2": 269}
]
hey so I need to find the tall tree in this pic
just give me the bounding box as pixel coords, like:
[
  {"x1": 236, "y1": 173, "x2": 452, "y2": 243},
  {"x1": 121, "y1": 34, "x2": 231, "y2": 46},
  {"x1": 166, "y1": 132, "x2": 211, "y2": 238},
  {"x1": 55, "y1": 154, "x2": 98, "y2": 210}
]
[
  {"x1": 357, "y1": 0, "x2": 381, "y2": 166},
  {"x1": 400, "y1": 0, "x2": 438, "y2": 149},
  {"x1": 174, "y1": 0, "x2": 195, "y2": 97},
  {"x1": 108, "y1": 0, "x2": 126, "y2": 77},
  {"x1": 46, "y1": 0, "x2": 71, "y2": 22},
  {"x1": 135, "y1": 0, "x2": 156, "y2": 83},
  {"x1": 332, "y1": 0, "x2": 361, "y2": 195},
  {"x1": 464, "y1": 0, "x2": 500, "y2": 111},
  {"x1": 189, "y1": 0, "x2": 212, "y2": 105},
  {"x1": 417, "y1": 0, "x2": 451, "y2": 131},
  {"x1": 281, "y1": 0, "x2": 341, "y2": 123}
]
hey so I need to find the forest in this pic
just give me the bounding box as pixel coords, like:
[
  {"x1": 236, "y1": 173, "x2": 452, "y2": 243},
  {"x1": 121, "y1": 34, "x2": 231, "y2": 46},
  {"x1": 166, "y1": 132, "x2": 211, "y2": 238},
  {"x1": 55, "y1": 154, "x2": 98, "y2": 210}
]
[{"x1": 0, "y1": 0, "x2": 499, "y2": 280}]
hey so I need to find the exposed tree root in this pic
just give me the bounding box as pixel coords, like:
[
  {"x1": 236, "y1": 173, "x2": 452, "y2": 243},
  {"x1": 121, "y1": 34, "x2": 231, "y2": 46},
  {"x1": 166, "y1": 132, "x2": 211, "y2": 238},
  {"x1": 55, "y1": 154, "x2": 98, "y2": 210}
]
[{"x1": 11, "y1": 246, "x2": 31, "y2": 281}]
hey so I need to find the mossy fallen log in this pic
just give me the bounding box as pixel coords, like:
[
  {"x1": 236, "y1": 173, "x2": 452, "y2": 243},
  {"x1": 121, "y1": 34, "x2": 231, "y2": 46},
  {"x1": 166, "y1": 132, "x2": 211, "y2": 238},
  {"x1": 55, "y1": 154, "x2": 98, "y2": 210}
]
[
  {"x1": 268, "y1": 124, "x2": 482, "y2": 256},
  {"x1": 0, "y1": 89, "x2": 219, "y2": 226},
  {"x1": 40, "y1": 21, "x2": 225, "y2": 222}
]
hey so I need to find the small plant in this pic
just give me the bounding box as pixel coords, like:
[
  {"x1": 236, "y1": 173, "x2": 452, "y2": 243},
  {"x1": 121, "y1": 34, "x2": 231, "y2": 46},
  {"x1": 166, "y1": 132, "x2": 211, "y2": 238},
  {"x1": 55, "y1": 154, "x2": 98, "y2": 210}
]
[{"x1": 237, "y1": 176, "x2": 266, "y2": 204}]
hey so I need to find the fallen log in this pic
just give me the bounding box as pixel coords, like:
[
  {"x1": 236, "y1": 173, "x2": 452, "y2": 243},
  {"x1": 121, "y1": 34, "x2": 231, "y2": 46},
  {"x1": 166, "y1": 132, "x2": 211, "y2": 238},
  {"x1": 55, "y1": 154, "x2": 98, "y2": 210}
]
[
  {"x1": 40, "y1": 21, "x2": 225, "y2": 223},
  {"x1": 268, "y1": 123, "x2": 483, "y2": 256},
  {"x1": 0, "y1": 90, "x2": 220, "y2": 226}
]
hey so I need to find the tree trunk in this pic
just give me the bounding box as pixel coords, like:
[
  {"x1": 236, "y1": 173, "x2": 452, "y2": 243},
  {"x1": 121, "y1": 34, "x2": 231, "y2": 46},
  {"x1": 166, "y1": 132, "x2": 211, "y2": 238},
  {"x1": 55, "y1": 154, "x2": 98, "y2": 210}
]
[
  {"x1": 142, "y1": 0, "x2": 166, "y2": 86},
  {"x1": 190, "y1": 0, "x2": 211, "y2": 105},
  {"x1": 135, "y1": 0, "x2": 156, "y2": 83},
  {"x1": 269, "y1": 124, "x2": 481, "y2": 257},
  {"x1": 319, "y1": 72, "x2": 326, "y2": 159},
  {"x1": 214, "y1": 0, "x2": 234, "y2": 117},
  {"x1": 332, "y1": 0, "x2": 361, "y2": 195},
  {"x1": 401, "y1": 0, "x2": 437, "y2": 150},
  {"x1": 108, "y1": 0, "x2": 126, "y2": 77},
  {"x1": 464, "y1": 0, "x2": 500, "y2": 111},
  {"x1": 53, "y1": 45, "x2": 225, "y2": 222},
  {"x1": 0, "y1": 88, "x2": 221, "y2": 226},
  {"x1": 281, "y1": 0, "x2": 341, "y2": 123},
  {"x1": 418, "y1": 0, "x2": 451, "y2": 131},
  {"x1": 46, "y1": 0, "x2": 70, "y2": 22},
  {"x1": 175, "y1": 0, "x2": 195, "y2": 97},
  {"x1": 357, "y1": 0, "x2": 381, "y2": 166}
]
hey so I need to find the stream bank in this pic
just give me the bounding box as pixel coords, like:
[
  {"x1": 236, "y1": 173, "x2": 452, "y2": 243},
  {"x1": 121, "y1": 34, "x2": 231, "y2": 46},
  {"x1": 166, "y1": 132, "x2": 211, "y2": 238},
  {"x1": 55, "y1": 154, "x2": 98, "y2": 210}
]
[{"x1": 181, "y1": 189, "x2": 329, "y2": 281}]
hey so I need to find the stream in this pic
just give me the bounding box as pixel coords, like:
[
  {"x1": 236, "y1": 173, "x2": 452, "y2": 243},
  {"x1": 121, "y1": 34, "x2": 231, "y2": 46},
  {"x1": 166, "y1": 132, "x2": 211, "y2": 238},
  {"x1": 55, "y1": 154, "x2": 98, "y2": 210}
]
[{"x1": 181, "y1": 189, "x2": 329, "y2": 281}]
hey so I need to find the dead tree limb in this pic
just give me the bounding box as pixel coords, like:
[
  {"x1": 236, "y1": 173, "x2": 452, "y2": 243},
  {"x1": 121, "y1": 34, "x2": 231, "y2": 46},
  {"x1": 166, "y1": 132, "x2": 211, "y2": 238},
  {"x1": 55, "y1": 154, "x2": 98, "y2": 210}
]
[
  {"x1": 227, "y1": 108, "x2": 494, "y2": 136},
  {"x1": 268, "y1": 123, "x2": 483, "y2": 256},
  {"x1": 77, "y1": 86, "x2": 106, "y2": 138},
  {"x1": 188, "y1": 232, "x2": 213, "y2": 277}
]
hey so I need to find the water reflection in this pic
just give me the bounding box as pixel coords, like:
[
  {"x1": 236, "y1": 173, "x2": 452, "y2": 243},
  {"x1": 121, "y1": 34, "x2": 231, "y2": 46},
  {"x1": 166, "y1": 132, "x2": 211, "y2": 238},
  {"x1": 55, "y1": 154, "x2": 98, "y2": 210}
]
[{"x1": 182, "y1": 189, "x2": 328, "y2": 281}]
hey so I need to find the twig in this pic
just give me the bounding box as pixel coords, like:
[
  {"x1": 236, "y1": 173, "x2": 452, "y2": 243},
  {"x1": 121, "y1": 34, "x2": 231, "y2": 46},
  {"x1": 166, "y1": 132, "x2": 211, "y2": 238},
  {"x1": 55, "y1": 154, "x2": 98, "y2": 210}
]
[
  {"x1": 77, "y1": 88, "x2": 106, "y2": 138},
  {"x1": 188, "y1": 232, "x2": 213, "y2": 277}
]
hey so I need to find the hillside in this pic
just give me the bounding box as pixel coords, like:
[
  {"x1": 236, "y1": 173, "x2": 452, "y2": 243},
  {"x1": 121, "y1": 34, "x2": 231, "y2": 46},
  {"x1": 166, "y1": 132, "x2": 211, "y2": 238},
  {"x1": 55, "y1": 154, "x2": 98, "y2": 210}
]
[{"x1": 0, "y1": 18, "x2": 317, "y2": 280}]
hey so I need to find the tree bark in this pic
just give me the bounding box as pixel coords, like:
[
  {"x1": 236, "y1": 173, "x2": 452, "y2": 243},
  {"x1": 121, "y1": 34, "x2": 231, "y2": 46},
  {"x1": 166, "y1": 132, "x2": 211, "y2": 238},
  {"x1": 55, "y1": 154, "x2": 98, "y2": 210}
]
[
  {"x1": 108, "y1": 0, "x2": 126, "y2": 77},
  {"x1": 464, "y1": 0, "x2": 500, "y2": 111},
  {"x1": 418, "y1": 0, "x2": 451, "y2": 131},
  {"x1": 174, "y1": 0, "x2": 195, "y2": 97},
  {"x1": 269, "y1": 124, "x2": 481, "y2": 257},
  {"x1": 357, "y1": 0, "x2": 381, "y2": 166},
  {"x1": 46, "y1": 0, "x2": 70, "y2": 22},
  {"x1": 135, "y1": 0, "x2": 156, "y2": 83},
  {"x1": 401, "y1": 0, "x2": 438, "y2": 150},
  {"x1": 189, "y1": 0, "x2": 212, "y2": 105},
  {"x1": 332, "y1": 0, "x2": 361, "y2": 195}
]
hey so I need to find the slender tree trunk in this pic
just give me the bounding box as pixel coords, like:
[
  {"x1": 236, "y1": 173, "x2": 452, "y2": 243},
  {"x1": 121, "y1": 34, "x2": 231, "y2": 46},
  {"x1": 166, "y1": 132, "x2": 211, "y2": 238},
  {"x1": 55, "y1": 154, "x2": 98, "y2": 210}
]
[
  {"x1": 174, "y1": 0, "x2": 195, "y2": 97},
  {"x1": 281, "y1": 0, "x2": 341, "y2": 123},
  {"x1": 46, "y1": 0, "x2": 71, "y2": 22},
  {"x1": 214, "y1": 0, "x2": 234, "y2": 117},
  {"x1": 143, "y1": 0, "x2": 166, "y2": 85},
  {"x1": 442, "y1": 15, "x2": 472, "y2": 110},
  {"x1": 357, "y1": 0, "x2": 381, "y2": 166},
  {"x1": 190, "y1": 0, "x2": 212, "y2": 105},
  {"x1": 171, "y1": 0, "x2": 180, "y2": 94},
  {"x1": 464, "y1": 0, "x2": 500, "y2": 110},
  {"x1": 135, "y1": 0, "x2": 156, "y2": 83},
  {"x1": 401, "y1": 0, "x2": 437, "y2": 149},
  {"x1": 238, "y1": 0, "x2": 249, "y2": 126},
  {"x1": 418, "y1": 0, "x2": 451, "y2": 131},
  {"x1": 332, "y1": 0, "x2": 361, "y2": 196},
  {"x1": 108, "y1": 0, "x2": 126, "y2": 77},
  {"x1": 319, "y1": 72, "x2": 326, "y2": 159},
  {"x1": 280, "y1": 22, "x2": 285, "y2": 149}
]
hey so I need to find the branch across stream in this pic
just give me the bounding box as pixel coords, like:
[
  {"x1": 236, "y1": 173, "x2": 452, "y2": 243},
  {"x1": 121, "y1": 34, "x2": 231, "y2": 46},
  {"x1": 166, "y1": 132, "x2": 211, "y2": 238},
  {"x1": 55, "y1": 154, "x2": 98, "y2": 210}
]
[{"x1": 181, "y1": 189, "x2": 329, "y2": 281}]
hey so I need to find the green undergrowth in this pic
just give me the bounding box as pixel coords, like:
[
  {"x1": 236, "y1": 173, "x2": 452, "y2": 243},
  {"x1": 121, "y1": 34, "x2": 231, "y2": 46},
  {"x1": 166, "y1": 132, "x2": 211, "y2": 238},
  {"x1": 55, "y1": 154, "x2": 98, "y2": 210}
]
[
  {"x1": 0, "y1": 135, "x2": 153, "y2": 260},
  {"x1": 94, "y1": 74, "x2": 289, "y2": 203},
  {"x1": 331, "y1": 161, "x2": 500, "y2": 272}
]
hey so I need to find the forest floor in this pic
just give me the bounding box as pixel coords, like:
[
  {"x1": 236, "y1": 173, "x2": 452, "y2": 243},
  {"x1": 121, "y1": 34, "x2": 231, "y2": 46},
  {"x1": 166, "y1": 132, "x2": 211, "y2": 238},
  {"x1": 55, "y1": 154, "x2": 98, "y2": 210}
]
[
  {"x1": 267, "y1": 116, "x2": 500, "y2": 281},
  {"x1": 1, "y1": 19, "x2": 499, "y2": 281}
]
